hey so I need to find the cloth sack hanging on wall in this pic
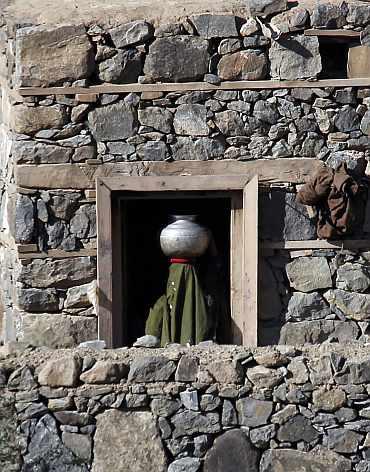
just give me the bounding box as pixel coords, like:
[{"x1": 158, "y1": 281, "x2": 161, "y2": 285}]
[{"x1": 296, "y1": 163, "x2": 368, "y2": 239}]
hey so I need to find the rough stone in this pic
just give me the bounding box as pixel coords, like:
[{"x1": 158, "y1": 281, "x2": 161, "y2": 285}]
[
  {"x1": 311, "y1": 3, "x2": 348, "y2": 28},
  {"x1": 12, "y1": 141, "x2": 73, "y2": 164},
  {"x1": 270, "y1": 7, "x2": 309, "y2": 33},
  {"x1": 324, "y1": 289, "x2": 370, "y2": 321},
  {"x1": 286, "y1": 257, "x2": 332, "y2": 292},
  {"x1": 98, "y1": 49, "x2": 142, "y2": 84},
  {"x1": 217, "y1": 50, "x2": 267, "y2": 81},
  {"x1": 88, "y1": 102, "x2": 138, "y2": 141},
  {"x1": 190, "y1": 14, "x2": 238, "y2": 38},
  {"x1": 175, "y1": 355, "x2": 199, "y2": 382},
  {"x1": 15, "y1": 25, "x2": 94, "y2": 87},
  {"x1": 109, "y1": 21, "x2": 153, "y2": 48},
  {"x1": 207, "y1": 361, "x2": 243, "y2": 384},
  {"x1": 12, "y1": 104, "x2": 68, "y2": 135},
  {"x1": 236, "y1": 398, "x2": 273, "y2": 427},
  {"x1": 250, "y1": 424, "x2": 276, "y2": 448},
  {"x1": 0, "y1": 392, "x2": 22, "y2": 471},
  {"x1": 247, "y1": 365, "x2": 284, "y2": 389},
  {"x1": 218, "y1": 38, "x2": 241, "y2": 55},
  {"x1": 15, "y1": 195, "x2": 34, "y2": 244},
  {"x1": 246, "y1": 0, "x2": 287, "y2": 17},
  {"x1": 17, "y1": 288, "x2": 59, "y2": 313},
  {"x1": 204, "y1": 430, "x2": 259, "y2": 472},
  {"x1": 92, "y1": 410, "x2": 166, "y2": 472},
  {"x1": 327, "y1": 428, "x2": 363, "y2": 453},
  {"x1": 70, "y1": 204, "x2": 96, "y2": 238},
  {"x1": 171, "y1": 410, "x2": 220, "y2": 438},
  {"x1": 19, "y1": 257, "x2": 96, "y2": 289},
  {"x1": 279, "y1": 320, "x2": 337, "y2": 345},
  {"x1": 138, "y1": 107, "x2": 173, "y2": 133},
  {"x1": 65, "y1": 282, "x2": 94, "y2": 309},
  {"x1": 222, "y1": 399, "x2": 238, "y2": 426},
  {"x1": 128, "y1": 356, "x2": 176, "y2": 382},
  {"x1": 260, "y1": 448, "x2": 351, "y2": 472},
  {"x1": 286, "y1": 292, "x2": 331, "y2": 321},
  {"x1": 361, "y1": 111, "x2": 370, "y2": 136},
  {"x1": 313, "y1": 388, "x2": 346, "y2": 412},
  {"x1": 80, "y1": 361, "x2": 128, "y2": 384},
  {"x1": 173, "y1": 104, "x2": 208, "y2": 136},
  {"x1": 144, "y1": 36, "x2": 209, "y2": 82},
  {"x1": 277, "y1": 414, "x2": 319, "y2": 443},
  {"x1": 336, "y1": 264, "x2": 370, "y2": 293},
  {"x1": 62, "y1": 433, "x2": 92, "y2": 462},
  {"x1": 20, "y1": 314, "x2": 97, "y2": 348},
  {"x1": 347, "y1": 4, "x2": 370, "y2": 25},
  {"x1": 137, "y1": 141, "x2": 168, "y2": 161},
  {"x1": 151, "y1": 398, "x2": 181, "y2": 417},
  {"x1": 334, "y1": 106, "x2": 360, "y2": 133},
  {"x1": 214, "y1": 110, "x2": 245, "y2": 136},
  {"x1": 269, "y1": 36, "x2": 322, "y2": 80},
  {"x1": 48, "y1": 191, "x2": 81, "y2": 220},
  {"x1": 38, "y1": 356, "x2": 81, "y2": 388},
  {"x1": 254, "y1": 99, "x2": 279, "y2": 125},
  {"x1": 168, "y1": 457, "x2": 201, "y2": 472}
]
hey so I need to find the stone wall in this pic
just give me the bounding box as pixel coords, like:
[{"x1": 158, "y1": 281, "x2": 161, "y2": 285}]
[
  {"x1": 1, "y1": 1, "x2": 370, "y2": 347},
  {"x1": 2, "y1": 345, "x2": 370, "y2": 471}
]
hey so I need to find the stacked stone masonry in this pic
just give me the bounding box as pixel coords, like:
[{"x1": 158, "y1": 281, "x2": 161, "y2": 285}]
[
  {"x1": 2, "y1": 345, "x2": 370, "y2": 471},
  {"x1": 1, "y1": 1, "x2": 370, "y2": 347}
]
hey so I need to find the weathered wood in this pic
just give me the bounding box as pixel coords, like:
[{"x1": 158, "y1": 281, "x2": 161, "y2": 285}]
[
  {"x1": 305, "y1": 29, "x2": 361, "y2": 38},
  {"x1": 261, "y1": 240, "x2": 370, "y2": 250},
  {"x1": 243, "y1": 176, "x2": 258, "y2": 347},
  {"x1": 230, "y1": 192, "x2": 244, "y2": 345},
  {"x1": 17, "y1": 244, "x2": 39, "y2": 253},
  {"x1": 97, "y1": 180, "x2": 114, "y2": 348},
  {"x1": 76, "y1": 93, "x2": 98, "y2": 103},
  {"x1": 17, "y1": 78, "x2": 370, "y2": 96},
  {"x1": 15, "y1": 159, "x2": 325, "y2": 189},
  {"x1": 18, "y1": 247, "x2": 97, "y2": 260},
  {"x1": 348, "y1": 45, "x2": 370, "y2": 79}
]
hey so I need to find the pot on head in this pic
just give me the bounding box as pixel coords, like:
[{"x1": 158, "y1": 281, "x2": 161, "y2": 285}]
[{"x1": 160, "y1": 215, "x2": 211, "y2": 258}]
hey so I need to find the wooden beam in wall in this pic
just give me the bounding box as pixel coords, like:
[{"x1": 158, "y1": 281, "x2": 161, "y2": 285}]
[
  {"x1": 15, "y1": 159, "x2": 325, "y2": 190},
  {"x1": 261, "y1": 240, "x2": 370, "y2": 250},
  {"x1": 17, "y1": 78, "x2": 370, "y2": 96},
  {"x1": 305, "y1": 29, "x2": 361, "y2": 38}
]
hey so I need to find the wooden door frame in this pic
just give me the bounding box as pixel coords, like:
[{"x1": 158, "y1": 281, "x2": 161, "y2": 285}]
[{"x1": 96, "y1": 175, "x2": 258, "y2": 348}]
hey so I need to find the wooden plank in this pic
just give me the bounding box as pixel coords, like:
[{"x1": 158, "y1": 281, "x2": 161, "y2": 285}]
[
  {"x1": 305, "y1": 29, "x2": 361, "y2": 38},
  {"x1": 18, "y1": 247, "x2": 97, "y2": 260},
  {"x1": 17, "y1": 244, "x2": 38, "y2": 253},
  {"x1": 242, "y1": 175, "x2": 258, "y2": 347},
  {"x1": 17, "y1": 78, "x2": 370, "y2": 96},
  {"x1": 261, "y1": 240, "x2": 370, "y2": 250},
  {"x1": 15, "y1": 159, "x2": 325, "y2": 189},
  {"x1": 96, "y1": 180, "x2": 113, "y2": 348},
  {"x1": 75, "y1": 93, "x2": 98, "y2": 103},
  {"x1": 111, "y1": 193, "x2": 124, "y2": 347},
  {"x1": 230, "y1": 192, "x2": 243, "y2": 344}
]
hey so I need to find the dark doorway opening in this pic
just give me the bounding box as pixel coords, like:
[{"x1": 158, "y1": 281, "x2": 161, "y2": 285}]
[
  {"x1": 318, "y1": 38, "x2": 355, "y2": 79},
  {"x1": 120, "y1": 193, "x2": 231, "y2": 346}
]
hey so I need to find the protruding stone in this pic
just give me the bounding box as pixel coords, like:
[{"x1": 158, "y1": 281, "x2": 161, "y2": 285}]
[
  {"x1": 128, "y1": 356, "x2": 176, "y2": 383},
  {"x1": 271, "y1": 7, "x2": 309, "y2": 33},
  {"x1": 109, "y1": 21, "x2": 153, "y2": 48},
  {"x1": 11, "y1": 105, "x2": 68, "y2": 135},
  {"x1": 17, "y1": 288, "x2": 59, "y2": 313},
  {"x1": 144, "y1": 36, "x2": 209, "y2": 82},
  {"x1": 313, "y1": 387, "x2": 346, "y2": 412},
  {"x1": 246, "y1": 0, "x2": 287, "y2": 17},
  {"x1": 311, "y1": 3, "x2": 348, "y2": 29},
  {"x1": 88, "y1": 102, "x2": 138, "y2": 141},
  {"x1": 286, "y1": 292, "x2": 331, "y2": 321},
  {"x1": 173, "y1": 104, "x2": 208, "y2": 136},
  {"x1": 247, "y1": 365, "x2": 284, "y2": 388},
  {"x1": 324, "y1": 289, "x2": 370, "y2": 321},
  {"x1": 175, "y1": 355, "x2": 199, "y2": 382},
  {"x1": 138, "y1": 106, "x2": 173, "y2": 133},
  {"x1": 190, "y1": 14, "x2": 238, "y2": 38},
  {"x1": 286, "y1": 257, "x2": 332, "y2": 292},
  {"x1": 80, "y1": 361, "x2": 128, "y2": 384},
  {"x1": 207, "y1": 361, "x2": 243, "y2": 384},
  {"x1": 327, "y1": 429, "x2": 363, "y2": 454},
  {"x1": 236, "y1": 398, "x2": 273, "y2": 427},
  {"x1": 217, "y1": 51, "x2": 267, "y2": 81},
  {"x1": 12, "y1": 141, "x2": 73, "y2": 164},
  {"x1": 98, "y1": 49, "x2": 142, "y2": 83},
  {"x1": 38, "y1": 355, "x2": 82, "y2": 387}
]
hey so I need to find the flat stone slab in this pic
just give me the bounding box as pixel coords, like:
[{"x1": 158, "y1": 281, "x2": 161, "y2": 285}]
[{"x1": 92, "y1": 410, "x2": 167, "y2": 472}]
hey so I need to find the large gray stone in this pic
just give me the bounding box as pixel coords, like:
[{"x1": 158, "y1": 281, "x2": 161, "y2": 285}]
[
  {"x1": 88, "y1": 102, "x2": 138, "y2": 141},
  {"x1": 70, "y1": 204, "x2": 96, "y2": 238},
  {"x1": 347, "y1": 4, "x2": 370, "y2": 25},
  {"x1": 286, "y1": 292, "x2": 331, "y2": 321},
  {"x1": 93, "y1": 411, "x2": 166, "y2": 472},
  {"x1": 207, "y1": 361, "x2": 243, "y2": 383},
  {"x1": 327, "y1": 428, "x2": 363, "y2": 453},
  {"x1": 311, "y1": 3, "x2": 348, "y2": 28},
  {"x1": 334, "y1": 106, "x2": 360, "y2": 133},
  {"x1": 361, "y1": 111, "x2": 370, "y2": 136},
  {"x1": 20, "y1": 314, "x2": 97, "y2": 348},
  {"x1": 246, "y1": 0, "x2": 287, "y2": 17},
  {"x1": 247, "y1": 365, "x2": 284, "y2": 389},
  {"x1": 269, "y1": 36, "x2": 322, "y2": 80},
  {"x1": 15, "y1": 194, "x2": 34, "y2": 243},
  {"x1": 109, "y1": 21, "x2": 153, "y2": 48},
  {"x1": 173, "y1": 104, "x2": 208, "y2": 136},
  {"x1": 138, "y1": 107, "x2": 173, "y2": 133},
  {"x1": 214, "y1": 110, "x2": 245, "y2": 136},
  {"x1": 171, "y1": 410, "x2": 220, "y2": 438},
  {"x1": 19, "y1": 257, "x2": 96, "y2": 289},
  {"x1": 12, "y1": 141, "x2": 73, "y2": 164},
  {"x1": 190, "y1": 14, "x2": 238, "y2": 38},
  {"x1": 38, "y1": 355, "x2": 81, "y2": 387},
  {"x1": 260, "y1": 447, "x2": 351, "y2": 472},
  {"x1": 48, "y1": 191, "x2": 81, "y2": 220},
  {"x1": 277, "y1": 414, "x2": 319, "y2": 443},
  {"x1": 23, "y1": 414, "x2": 88, "y2": 471},
  {"x1": 11, "y1": 104, "x2": 68, "y2": 135},
  {"x1": 143, "y1": 36, "x2": 209, "y2": 82},
  {"x1": 254, "y1": 100, "x2": 279, "y2": 125},
  {"x1": 128, "y1": 356, "x2": 176, "y2": 382},
  {"x1": 286, "y1": 257, "x2": 332, "y2": 292},
  {"x1": 279, "y1": 320, "x2": 337, "y2": 345},
  {"x1": 137, "y1": 141, "x2": 168, "y2": 161},
  {"x1": 0, "y1": 392, "x2": 21, "y2": 472},
  {"x1": 336, "y1": 263, "x2": 370, "y2": 293},
  {"x1": 324, "y1": 289, "x2": 370, "y2": 321},
  {"x1": 15, "y1": 25, "x2": 94, "y2": 87},
  {"x1": 17, "y1": 288, "x2": 59, "y2": 312},
  {"x1": 151, "y1": 398, "x2": 181, "y2": 417},
  {"x1": 80, "y1": 361, "x2": 128, "y2": 384},
  {"x1": 270, "y1": 7, "x2": 309, "y2": 33},
  {"x1": 62, "y1": 433, "x2": 92, "y2": 463},
  {"x1": 236, "y1": 398, "x2": 273, "y2": 427},
  {"x1": 98, "y1": 49, "x2": 142, "y2": 83},
  {"x1": 217, "y1": 50, "x2": 267, "y2": 81},
  {"x1": 64, "y1": 282, "x2": 94, "y2": 309},
  {"x1": 204, "y1": 430, "x2": 259, "y2": 472}
]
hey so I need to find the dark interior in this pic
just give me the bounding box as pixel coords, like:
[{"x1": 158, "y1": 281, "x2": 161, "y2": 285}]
[
  {"x1": 120, "y1": 193, "x2": 231, "y2": 346},
  {"x1": 318, "y1": 38, "x2": 353, "y2": 79}
]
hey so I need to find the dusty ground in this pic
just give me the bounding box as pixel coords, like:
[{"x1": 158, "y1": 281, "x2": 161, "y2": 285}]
[{"x1": 0, "y1": 0, "x2": 367, "y2": 27}]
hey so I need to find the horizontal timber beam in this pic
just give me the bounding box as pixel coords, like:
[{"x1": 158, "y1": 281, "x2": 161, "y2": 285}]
[
  {"x1": 18, "y1": 247, "x2": 97, "y2": 260},
  {"x1": 261, "y1": 240, "x2": 370, "y2": 250},
  {"x1": 17, "y1": 78, "x2": 370, "y2": 96},
  {"x1": 305, "y1": 29, "x2": 361, "y2": 38},
  {"x1": 15, "y1": 159, "x2": 325, "y2": 190}
]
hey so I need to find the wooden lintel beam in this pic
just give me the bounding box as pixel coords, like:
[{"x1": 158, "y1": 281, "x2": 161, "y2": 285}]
[
  {"x1": 17, "y1": 78, "x2": 370, "y2": 96},
  {"x1": 261, "y1": 240, "x2": 370, "y2": 250},
  {"x1": 305, "y1": 29, "x2": 361, "y2": 38}
]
